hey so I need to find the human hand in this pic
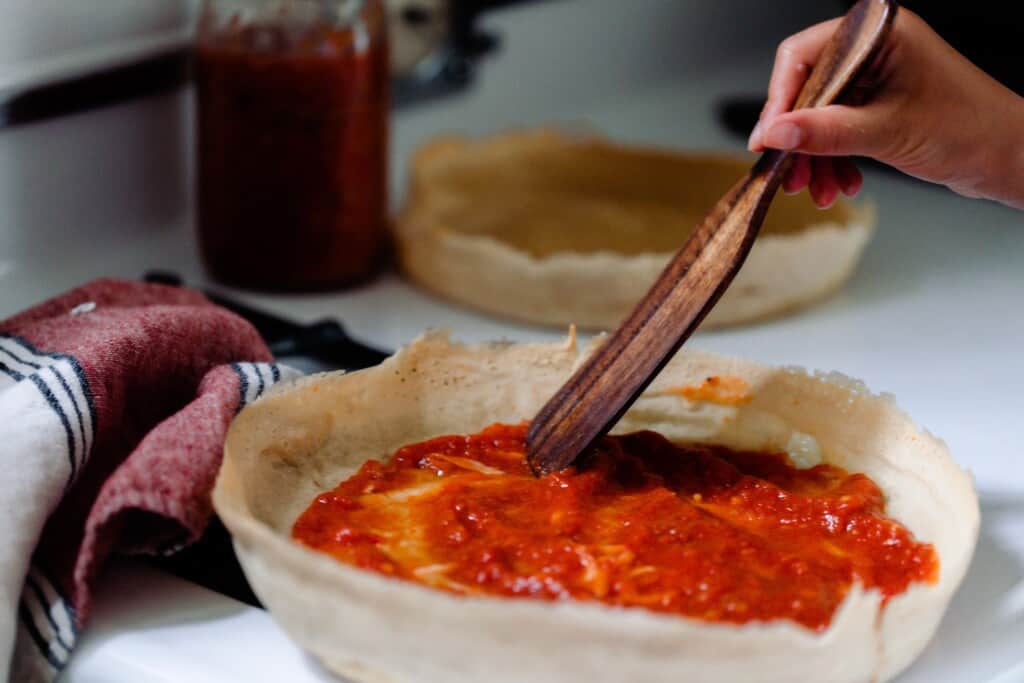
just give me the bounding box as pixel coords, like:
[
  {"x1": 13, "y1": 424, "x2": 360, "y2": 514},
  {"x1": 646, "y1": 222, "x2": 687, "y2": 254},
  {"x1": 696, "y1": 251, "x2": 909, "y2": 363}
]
[{"x1": 748, "y1": 8, "x2": 1024, "y2": 210}]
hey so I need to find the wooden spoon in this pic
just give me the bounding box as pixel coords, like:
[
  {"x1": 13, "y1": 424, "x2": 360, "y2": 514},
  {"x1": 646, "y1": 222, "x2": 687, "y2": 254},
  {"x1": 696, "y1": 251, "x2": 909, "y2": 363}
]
[{"x1": 526, "y1": 0, "x2": 898, "y2": 476}]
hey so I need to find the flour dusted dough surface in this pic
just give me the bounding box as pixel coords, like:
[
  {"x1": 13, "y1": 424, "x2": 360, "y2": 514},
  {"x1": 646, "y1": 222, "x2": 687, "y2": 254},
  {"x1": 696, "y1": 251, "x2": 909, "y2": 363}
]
[
  {"x1": 214, "y1": 332, "x2": 978, "y2": 683},
  {"x1": 395, "y1": 130, "x2": 875, "y2": 330}
]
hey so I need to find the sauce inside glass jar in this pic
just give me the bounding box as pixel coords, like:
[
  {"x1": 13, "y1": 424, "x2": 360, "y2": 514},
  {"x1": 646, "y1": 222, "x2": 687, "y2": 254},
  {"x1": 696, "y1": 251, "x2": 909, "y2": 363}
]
[{"x1": 196, "y1": 0, "x2": 389, "y2": 291}]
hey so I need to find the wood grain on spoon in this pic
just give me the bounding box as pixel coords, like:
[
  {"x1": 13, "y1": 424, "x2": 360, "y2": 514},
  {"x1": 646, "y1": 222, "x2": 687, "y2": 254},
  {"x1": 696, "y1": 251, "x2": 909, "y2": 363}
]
[{"x1": 526, "y1": 0, "x2": 898, "y2": 476}]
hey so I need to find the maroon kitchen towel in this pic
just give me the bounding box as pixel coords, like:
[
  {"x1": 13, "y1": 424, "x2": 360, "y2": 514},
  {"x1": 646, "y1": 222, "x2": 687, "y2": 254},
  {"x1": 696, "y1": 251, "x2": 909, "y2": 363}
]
[{"x1": 0, "y1": 278, "x2": 296, "y2": 682}]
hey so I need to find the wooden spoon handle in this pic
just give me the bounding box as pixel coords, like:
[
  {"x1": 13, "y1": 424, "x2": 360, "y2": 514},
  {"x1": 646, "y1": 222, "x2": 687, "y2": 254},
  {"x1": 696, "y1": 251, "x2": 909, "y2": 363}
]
[
  {"x1": 526, "y1": 149, "x2": 789, "y2": 475},
  {"x1": 793, "y1": 0, "x2": 896, "y2": 110},
  {"x1": 526, "y1": 0, "x2": 897, "y2": 476}
]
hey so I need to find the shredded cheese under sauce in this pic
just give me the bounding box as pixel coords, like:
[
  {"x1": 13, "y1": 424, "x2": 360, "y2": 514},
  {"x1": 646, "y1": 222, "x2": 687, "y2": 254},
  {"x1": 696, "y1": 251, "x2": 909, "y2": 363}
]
[{"x1": 292, "y1": 423, "x2": 937, "y2": 631}]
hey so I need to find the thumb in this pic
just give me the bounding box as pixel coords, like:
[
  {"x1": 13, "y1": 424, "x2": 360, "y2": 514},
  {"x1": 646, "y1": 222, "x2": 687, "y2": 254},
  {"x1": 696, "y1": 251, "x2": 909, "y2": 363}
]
[{"x1": 760, "y1": 105, "x2": 888, "y2": 158}]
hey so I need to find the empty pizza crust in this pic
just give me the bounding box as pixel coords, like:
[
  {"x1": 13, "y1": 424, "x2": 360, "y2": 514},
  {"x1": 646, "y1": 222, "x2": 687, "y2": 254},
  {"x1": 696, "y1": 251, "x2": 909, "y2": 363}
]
[
  {"x1": 395, "y1": 129, "x2": 875, "y2": 330},
  {"x1": 213, "y1": 332, "x2": 978, "y2": 683}
]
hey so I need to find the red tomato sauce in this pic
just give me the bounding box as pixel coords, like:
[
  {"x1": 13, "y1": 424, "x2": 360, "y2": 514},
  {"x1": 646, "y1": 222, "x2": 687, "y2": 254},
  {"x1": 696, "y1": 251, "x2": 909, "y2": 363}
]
[
  {"x1": 195, "y1": 8, "x2": 389, "y2": 291},
  {"x1": 292, "y1": 423, "x2": 937, "y2": 630}
]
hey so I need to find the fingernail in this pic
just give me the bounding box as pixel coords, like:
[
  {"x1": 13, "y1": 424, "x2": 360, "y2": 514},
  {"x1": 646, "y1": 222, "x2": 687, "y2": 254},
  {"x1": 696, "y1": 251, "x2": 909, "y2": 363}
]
[
  {"x1": 816, "y1": 192, "x2": 837, "y2": 209},
  {"x1": 763, "y1": 122, "x2": 803, "y2": 151},
  {"x1": 746, "y1": 121, "x2": 762, "y2": 150}
]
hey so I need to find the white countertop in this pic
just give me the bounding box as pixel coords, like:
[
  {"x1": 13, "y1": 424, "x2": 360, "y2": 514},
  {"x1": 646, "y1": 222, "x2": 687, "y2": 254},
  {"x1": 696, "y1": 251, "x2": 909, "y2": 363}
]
[
  {"x1": 66, "y1": 81, "x2": 1024, "y2": 683},
  {"x1": 2, "y1": 1, "x2": 1020, "y2": 680}
]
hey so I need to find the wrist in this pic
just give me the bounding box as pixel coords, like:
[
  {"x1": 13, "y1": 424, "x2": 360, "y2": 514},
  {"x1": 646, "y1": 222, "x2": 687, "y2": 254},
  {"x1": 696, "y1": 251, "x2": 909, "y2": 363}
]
[{"x1": 982, "y1": 92, "x2": 1024, "y2": 209}]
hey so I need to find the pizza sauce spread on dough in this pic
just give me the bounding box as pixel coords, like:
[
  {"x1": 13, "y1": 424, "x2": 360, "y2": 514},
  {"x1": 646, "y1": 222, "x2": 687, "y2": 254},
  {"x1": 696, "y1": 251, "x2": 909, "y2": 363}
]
[{"x1": 292, "y1": 423, "x2": 937, "y2": 630}]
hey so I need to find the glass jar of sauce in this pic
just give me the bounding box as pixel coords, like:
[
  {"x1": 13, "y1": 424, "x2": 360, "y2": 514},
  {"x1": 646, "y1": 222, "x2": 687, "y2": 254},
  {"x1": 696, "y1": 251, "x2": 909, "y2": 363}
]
[{"x1": 196, "y1": 0, "x2": 389, "y2": 291}]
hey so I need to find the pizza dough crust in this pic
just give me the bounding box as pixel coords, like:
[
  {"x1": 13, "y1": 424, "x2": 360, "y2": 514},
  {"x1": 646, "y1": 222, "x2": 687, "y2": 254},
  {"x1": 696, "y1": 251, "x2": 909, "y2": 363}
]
[
  {"x1": 395, "y1": 130, "x2": 876, "y2": 330},
  {"x1": 214, "y1": 332, "x2": 978, "y2": 683}
]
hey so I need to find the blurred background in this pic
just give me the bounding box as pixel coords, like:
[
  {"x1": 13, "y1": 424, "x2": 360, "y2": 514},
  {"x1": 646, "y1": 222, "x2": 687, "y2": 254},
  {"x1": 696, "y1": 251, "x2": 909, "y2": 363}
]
[{"x1": 1, "y1": 0, "x2": 1020, "y2": 298}]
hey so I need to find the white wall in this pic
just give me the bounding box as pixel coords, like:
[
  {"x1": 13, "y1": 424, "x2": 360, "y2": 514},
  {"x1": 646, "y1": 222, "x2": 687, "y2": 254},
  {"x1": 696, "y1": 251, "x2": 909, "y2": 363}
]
[{"x1": 0, "y1": 1, "x2": 192, "y2": 84}]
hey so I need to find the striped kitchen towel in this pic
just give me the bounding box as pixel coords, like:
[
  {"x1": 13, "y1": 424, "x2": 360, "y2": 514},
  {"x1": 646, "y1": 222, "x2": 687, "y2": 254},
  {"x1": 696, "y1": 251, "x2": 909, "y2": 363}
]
[{"x1": 0, "y1": 279, "x2": 300, "y2": 682}]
